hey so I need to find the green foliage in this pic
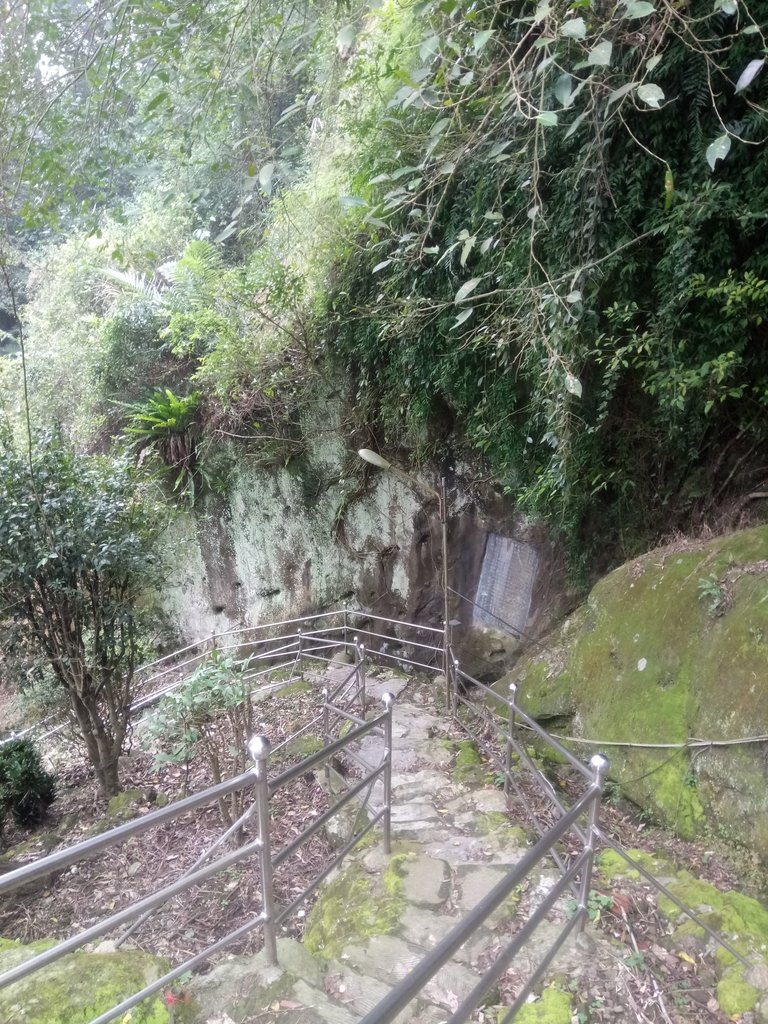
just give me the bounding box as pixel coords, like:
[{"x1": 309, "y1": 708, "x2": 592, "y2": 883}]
[
  {"x1": 322, "y1": 0, "x2": 768, "y2": 575},
  {"x1": 142, "y1": 652, "x2": 254, "y2": 826},
  {"x1": 125, "y1": 386, "x2": 201, "y2": 495},
  {"x1": 697, "y1": 574, "x2": 727, "y2": 617},
  {"x1": 0, "y1": 739, "x2": 56, "y2": 834},
  {"x1": 0, "y1": 429, "x2": 164, "y2": 797}
]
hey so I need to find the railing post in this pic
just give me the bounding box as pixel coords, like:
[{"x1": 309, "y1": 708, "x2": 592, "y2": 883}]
[
  {"x1": 505, "y1": 682, "x2": 518, "y2": 797},
  {"x1": 322, "y1": 688, "x2": 331, "y2": 787},
  {"x1": 247, "y1": 735, "x2": 278, "y2": 965},
  {"x1": 577, "y1": 753, "x2": 609, "y2": 932},
  {"x1": 297, "y1": 629, "x2": 304, "y2": 681},
  {"x1": 451, "y1": 656, "x2": 460, "y2": 717},
  {"x1": 357, "y1": 641, "x2": 366, "y2": 710},
  {"x1": 382, "y1": 692, "x2": 394, "y2": 855},
  {"x1": 343, "y1": 609, "x2": 349, "y2": 653}
]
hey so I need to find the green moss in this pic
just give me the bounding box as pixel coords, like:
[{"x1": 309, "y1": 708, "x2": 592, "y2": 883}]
[
  {"x1": 275, "y1": 680, "x2": 312, "y2": 697},
  {"x1": 477, "y1": 811, "x2": 509, "y2": 834},
  {"x1": 303, "y1": 858, "x2": 406, "y2": 960},
  {"x1": 716, "y1": 972, "x2": 760, "y2": 1016},
  {"x1": 658, "y1": 872, "x2": 768, "y2": 941},
  {"x1": 107, "y1": 788, "x2": 148, "y2": 819},
  {"x1": 452, "y1": 740, "x2": 491, "y2": 785},
  {"x1": 0, "y1": 945, "x2": 170, "y2": 1024},
  {"x1": 497, "y1": 526, "x2": 768, "y2": 850},
  {"x1": 285, "y1": 734, "x2": 324, "y2": 757},
  {"x1": 503, "y1": 987, "x2": 572, "y2": 1024},
  {"x1": 596, "y1": 848, "x2": 671, "y2": 882}
]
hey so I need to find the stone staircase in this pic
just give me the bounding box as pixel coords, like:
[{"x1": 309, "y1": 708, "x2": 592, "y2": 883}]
[{"x1": 188, "y1": 667, "x2": 596, "y2": 1024}]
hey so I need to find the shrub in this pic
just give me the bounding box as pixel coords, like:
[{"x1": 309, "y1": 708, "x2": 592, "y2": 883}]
[{"x1": 0, "y1": 739, "x2": 56, "y2": 832}]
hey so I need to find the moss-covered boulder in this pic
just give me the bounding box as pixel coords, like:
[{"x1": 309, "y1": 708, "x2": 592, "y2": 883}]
[
  {"x1": 496, "y1": 525, "x2": 768, "y2": 849},
  {"x1": 0, "y1": 937, "x2": 170, "y2": 1023}
]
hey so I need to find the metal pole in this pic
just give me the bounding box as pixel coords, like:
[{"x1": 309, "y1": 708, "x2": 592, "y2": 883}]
[
  {"x1": 382, "y1": 692, "x2": 394, "y2": 855},
  {"x1": 297, "y1": 628, "x2": 304, "y2": 681},
  {"x1": 357, "y1": 641, "x2": 366, "y2": 710},
  {"x1": 322, "y1": 688, "x2": 330, "y2": 787},
  {"x1": 577, "y1": 753, "x2": 609, "y2": 932},
  {"x1": 505, "y1": 682, "x2": 517, "y2": 797},
  {"x1": 247, "y1": 735, "x2": 278, "y2": 965},
  {"x1": 451, "y1": 656, "x2": 460, "y2": 717},
  {"x1": 343, "y1": 609, "x2": 349, "y2": 653},
  {"x1": 440, "y1": 477, "x2": 449, "y2": 681}
]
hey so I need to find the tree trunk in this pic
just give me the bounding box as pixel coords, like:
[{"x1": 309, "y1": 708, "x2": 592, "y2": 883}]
[{"x1": 69, "y1": 691, "x2": 123, "y2": 799}]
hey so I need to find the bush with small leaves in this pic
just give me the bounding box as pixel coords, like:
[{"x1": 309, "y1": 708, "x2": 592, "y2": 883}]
[{"x1": 0, "y1": 739, "x2": 56, "y2": 833}]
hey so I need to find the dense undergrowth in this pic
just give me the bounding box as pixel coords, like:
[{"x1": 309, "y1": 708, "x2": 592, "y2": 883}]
[{"x1": 1, "y1": 0, "x2": 767, "y2": 579}]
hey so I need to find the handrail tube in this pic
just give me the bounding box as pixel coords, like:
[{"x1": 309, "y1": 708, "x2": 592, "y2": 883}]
[
  {"x1": 274, "y1": 810, "x2": 385, "y2": 928},
  {"x1": 327, "y1": 664, "x2": 360, "y2": 703},
  {"x1": 327, "y1": 706, "x2": 369, "y2": 728},
  {"x1": 503, "y1": 763, "x2": 577, "y2": 892},
  {"x1": 353, "y1": 613, "x2": 444, "y2": 635},
  {"x1": 273, "y1": 765, "x2": 385, "y2": 869},
  {"x1": 593, "y1": 827, "x2": 751, "y2": 967},
  {"x1": 0, "y1": 838, "x2": 263, "y2": 989},
  {"x1": 356, "y1": 788, "x2": 597, "y2": 1024},
  {"x1": 268, "y1": 712, "x2": 387, "y2": 794},
  {"x1": 453, "y1": 705, "x2": 583, "y2": 891},
  {"x1": 0, "y1": 770, "x2": 255, "y2": 895},
  {"x1": 87, "y1": 911, "x2": 268, "y2": 1024},
  {"x1": 353, "y1": 630, "x2": 444, "y2": 654},
  {"x1": 269, "y1": 712, "x2": 325, "y2": 757},
  {"x1": 457, "y1": 669, "x2": 592, "y2": 779},
  {"x1": 447, "y1": 852, "x2": 588, "y2": 1023},
  {"x1": 134, "y1": 656, "x2": 300, "y2": 713},
  {"x1": 117, "y1": 802, "x2": 259, "y2": 947},
  {"x1": 499, "y1": 910, "x2": 584, "y2": 1024},
  {"x1": 369, "y1": 650, "x2": 440, "y2": 673}
]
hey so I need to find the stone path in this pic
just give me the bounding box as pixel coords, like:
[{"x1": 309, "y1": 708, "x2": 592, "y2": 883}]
[{"x1": 189, "y1": 666, "x2": 595, "y2": 1024}]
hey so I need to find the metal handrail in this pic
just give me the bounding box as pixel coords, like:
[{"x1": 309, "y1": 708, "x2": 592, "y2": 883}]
[
  {"x1": 0, "y1": 647, "x2": 395, "y2": 1024},
  {"x1": 444, "y1": 657, "x2": 753, "y2": 972},
  {"x1": 358, "y1": 778, "x2": 606, "y2": 1024}
]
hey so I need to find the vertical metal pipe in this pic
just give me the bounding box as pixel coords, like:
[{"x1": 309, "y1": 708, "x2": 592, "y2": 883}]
[
  {"x1": 451, "y1": 656, "x2": 460, "y2": 717},
  {"x1": 297, "y1": 629, "x2": 304, "y2": 681},
  {"x1": 440, "y1": 477, "x2": 449, "y2": 681},
  {"x1": 343, "y1": 609, "x2": 349, "y2": 653},
  {"x1": 382, "y1": 692, "x2": 394, "y2": 855},
  {"x1": 322, "y1": 688, "x2": 330, "y2": 787},
  {"x1": 505, "y1": 682, "x2": 518, "y2": 797},
  {"x1": 577, "y1": 753, "x2": 609, "y2": 932},
  {"x1": 247, "y1": 735, "x2": 278, "y2": 965},
  {"x1": 358, "y1": 642, "x2": 366, "y2": 711}
]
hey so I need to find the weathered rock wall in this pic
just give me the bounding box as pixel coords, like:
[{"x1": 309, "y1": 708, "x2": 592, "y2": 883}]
[
  {"x1": 497, "y1": 525, "x2": 768, "y2": 853},
  {"x1": 157, "y1": 398, "x2": 565, "y2": 672}
]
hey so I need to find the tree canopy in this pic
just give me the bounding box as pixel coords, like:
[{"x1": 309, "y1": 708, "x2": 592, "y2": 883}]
[{"x1": 0, "y1": 0, "x2": 766, "y2": 578}]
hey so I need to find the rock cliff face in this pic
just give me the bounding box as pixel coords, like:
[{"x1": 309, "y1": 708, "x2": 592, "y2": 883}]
[
  {"x1": 499, "y1": 525, "x2": 768, "y2": 852},
  {"x1": 156, "y1": 399, "x2": 566, "y2": 675}
]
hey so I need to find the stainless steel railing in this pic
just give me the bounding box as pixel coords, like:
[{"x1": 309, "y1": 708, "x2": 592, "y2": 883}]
[
  {"x1": 442, "y1": 651, "x2": 751, "y2": 973},
  {"x1": 358, "y1": 760, "x2": 609, "y2": 1024},
  {"x1": 1, "y1": 608, "x2": 445, "y2": 748},
  {"x1": 0, "y1": 647, "x2": 395, "y2": 1024}
]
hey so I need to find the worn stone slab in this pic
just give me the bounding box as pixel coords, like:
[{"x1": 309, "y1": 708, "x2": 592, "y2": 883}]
[
  {"x1": 423, "y1": 834, "x2": 523, "y2": 866},
  {"x1": 290, "y1": 979, "x2": 358, "y2": 1024},
  {"x1": 398, "y1": 906, "x2": 493, "y2": 966},
  {"x1": 340, "y1": 933, "x2": 425, "y2": 984},
  {"x1": 454, "y1": 863, "x2": 520, "y2": 926},
  {"x1": 323, "y1": 965, "x2": 415, "y2": 1024},
  {"x1": 472, "y1": 789, "x2": 508, "y2": 813},
  {"x1": 391, "y1": 802, "x2": 441, "y2": 823},
  {"x1": 401, "y1": 855, "x2": 450, "y2": 908}
]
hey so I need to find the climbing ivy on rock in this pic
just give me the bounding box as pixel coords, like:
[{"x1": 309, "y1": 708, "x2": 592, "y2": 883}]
[{"x1": 324, "y1": 0, "x2": 768, "y2": 574}]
